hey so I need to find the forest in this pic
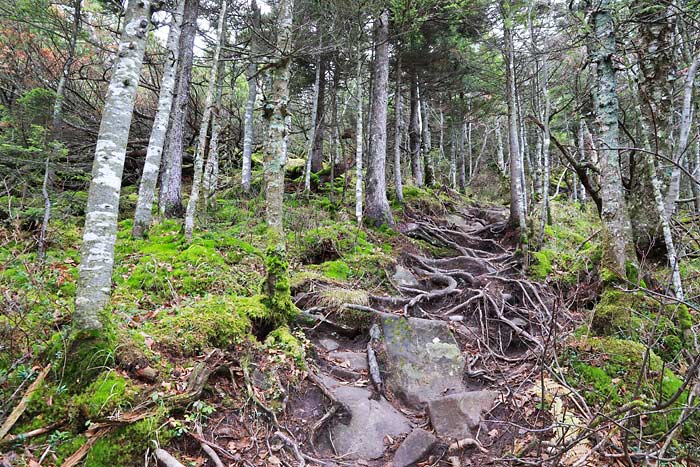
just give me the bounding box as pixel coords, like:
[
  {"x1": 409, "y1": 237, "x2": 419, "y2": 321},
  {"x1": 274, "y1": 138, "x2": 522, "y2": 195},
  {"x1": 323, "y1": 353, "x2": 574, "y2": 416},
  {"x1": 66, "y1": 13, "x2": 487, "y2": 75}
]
[{"x1": 1, "y1": 0, "x2": 700, "y2": 465}]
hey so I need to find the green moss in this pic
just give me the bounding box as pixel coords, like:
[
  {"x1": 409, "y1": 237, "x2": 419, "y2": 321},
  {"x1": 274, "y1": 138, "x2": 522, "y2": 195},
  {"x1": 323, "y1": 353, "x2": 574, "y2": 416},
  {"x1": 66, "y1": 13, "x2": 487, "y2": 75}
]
[
  {"x1": 260, "y1": 241, "x2": 298, "y2": 328},
  {"x1": 590, "y1": 289, "x2": 692, "y2": 362},
  {"x1": 84, "y1": 416, "x2": 172, "y2": 467},
  {"x1": 73, "y1": 370, "x2": 137, "y2": 419},
  {"x1": 530, "y1": 249, "x2": 555, "y2": 279},
  {"x1": 565, "y1": 336, "x2": 688, "y2": 436},
  {"x1": 54, "y1": 435, "x2": 87, "y2": 464},
  {"x1": 265, "y1": 326, "x2": 306, "y2": 366},
  {"x1": 591, "y1": 289, "x2": 644, "y2": 337},
  {"x1": 152, "y1": 294, "x2": 256, "y2": 355},
  {"x1": 321, "y1": 260, "x2": 351, "y2": 280}
]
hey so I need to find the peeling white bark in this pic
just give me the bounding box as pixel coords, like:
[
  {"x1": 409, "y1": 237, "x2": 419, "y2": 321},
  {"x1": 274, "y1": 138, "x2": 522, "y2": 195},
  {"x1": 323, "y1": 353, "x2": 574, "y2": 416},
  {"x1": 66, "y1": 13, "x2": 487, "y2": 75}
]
[{"x1": 74, "y1": 0, "x2": 151, "y2": 331}]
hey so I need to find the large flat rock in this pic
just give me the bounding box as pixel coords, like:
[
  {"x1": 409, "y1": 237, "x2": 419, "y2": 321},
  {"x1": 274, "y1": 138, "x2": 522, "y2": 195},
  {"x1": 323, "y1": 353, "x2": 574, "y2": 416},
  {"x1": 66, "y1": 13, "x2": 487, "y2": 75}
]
[
  {"x1": 320, "y1": 374, "x2": 411, "y2": 460},
  {"x1": 379, "y1": 315, "x2": 465, "y2": 408},
  {"x1": 427, "y1": 390, "x2": 498, "y2": 440}
]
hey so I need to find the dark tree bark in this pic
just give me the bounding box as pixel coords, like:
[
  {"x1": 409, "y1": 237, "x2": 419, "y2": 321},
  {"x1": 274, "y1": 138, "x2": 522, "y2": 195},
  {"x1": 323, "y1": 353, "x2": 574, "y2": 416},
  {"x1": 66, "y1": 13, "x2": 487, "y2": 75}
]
[
  {"x1": 160, "y1": 0, "x2": 198, "y2": 218},
  {"x1": 364, "y1": 9, "x2": 394, "y2": 227}
]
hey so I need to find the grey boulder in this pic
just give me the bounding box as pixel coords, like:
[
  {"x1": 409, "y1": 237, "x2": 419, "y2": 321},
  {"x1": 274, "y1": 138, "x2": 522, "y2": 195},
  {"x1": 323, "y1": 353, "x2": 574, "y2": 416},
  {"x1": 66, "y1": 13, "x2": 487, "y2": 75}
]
[
  {"x1": 392, "y1": 428, "x2": 437, "y2": 467},
  {"x1": 378, "y1": 315, "x2": 465, "y2": 408},
  {"x1": 428, "y1": 390, "x2": 498, "y2": 440}
]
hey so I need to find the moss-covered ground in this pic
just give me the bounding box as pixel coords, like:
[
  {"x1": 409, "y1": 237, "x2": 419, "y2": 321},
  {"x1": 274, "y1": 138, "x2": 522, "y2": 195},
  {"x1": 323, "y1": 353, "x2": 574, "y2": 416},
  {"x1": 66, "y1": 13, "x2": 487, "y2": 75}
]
[{"x1": 0, "y1": 182, "x2": 446, "y2": 466}]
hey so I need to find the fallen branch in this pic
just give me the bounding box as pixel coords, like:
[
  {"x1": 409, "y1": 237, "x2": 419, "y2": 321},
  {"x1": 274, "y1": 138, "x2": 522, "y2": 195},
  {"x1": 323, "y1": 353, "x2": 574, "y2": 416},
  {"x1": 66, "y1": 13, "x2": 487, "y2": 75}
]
[
  {"x1": 154, "y1": 448, "x2": 187, "y2": 467},
  {"x1": 60, "y1": 427, "x2": 112, "y2": 467},
  {"x1": 448, "y1": 437, "x2": 488, "y2": 454},
  {"x1": 0, "y1": 364, "x2": 51, "y2": 440}
]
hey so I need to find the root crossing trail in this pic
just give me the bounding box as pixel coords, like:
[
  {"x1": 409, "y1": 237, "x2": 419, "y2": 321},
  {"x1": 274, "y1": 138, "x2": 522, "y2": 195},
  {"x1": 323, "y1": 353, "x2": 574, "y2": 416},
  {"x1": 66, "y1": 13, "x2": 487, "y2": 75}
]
[{"x1": 292, "y1": 204, "x2": 557, "y2": 466}]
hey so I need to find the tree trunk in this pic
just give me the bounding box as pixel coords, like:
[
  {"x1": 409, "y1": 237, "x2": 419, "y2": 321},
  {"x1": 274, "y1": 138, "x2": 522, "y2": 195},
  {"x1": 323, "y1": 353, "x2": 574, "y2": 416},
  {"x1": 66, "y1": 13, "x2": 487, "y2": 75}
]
[
  {"x1": 311, "y1": 56, "x2": 326, "y2": 173},
  {"x1": 161, "y1": 0, "x2": 198, "y2": 218},
  {"x1": 330, "y1": 59, "x2": 340, "y2": 205},
  {"x1": 133, "y1": 0, "x2": 184, "y2": 238},
  {"x1": 74, "y1": 0, "x2": 151, "y2": 331},
  {"x1": 409, "y1": 73, "x2": 423, "y2": 186},
  {"x1": 40, "y1": 0, "x2": 82, "y2": 258},
  {"x1": 304, "y1": 51, "x2": 322, "y2": 192},
  {"x1": 504, "y1": 20, "x2": 526, "y2": 239},
  {"x1": 355, "y1": 59, "x2": 364, "y2": 224},
  {"x1": 421, "y1": 89, "x2": 434, "y2": 186},
  {"x1": 261, "y1": 0, "x2": 296, "y2": 325},
  {"x1": 203, "y1": 59, "x2": 226, "y2": 208},
  {"x1": 185, "y1": 0, "x2": 227, "y2": 239},
  {"x1": 241, "y1": 0, "x2": 260, "y2": 194},
  {"x1": 663, "y1": 53, "x2": 700, "y2": 217},
  {"x1": 590, "y1": 0, "x2": 636, "y2": 277},
  {"x1": 364, "y1": 9, "x2": 394, "y2": 228},
  {"x1": 538, "y1": 49, "x2": 551, "y2": 244},
  {"x1": 393, "y1": 53, "x2": 404, "y2": 203},
  {"x1": 458, "y1": 120, "x2": 467, "y2": 192},
  {"x1": 495, "y1": 118, "x2": 505, "y2": 176},
  {"x1": 449, "y1": 126, "x2": 457, "y2": 189}
]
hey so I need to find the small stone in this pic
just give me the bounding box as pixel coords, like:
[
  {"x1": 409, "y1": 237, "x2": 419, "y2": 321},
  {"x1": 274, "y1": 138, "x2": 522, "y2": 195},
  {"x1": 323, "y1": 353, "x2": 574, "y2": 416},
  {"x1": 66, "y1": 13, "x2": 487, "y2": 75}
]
[
  {"x1": 393, "y1": 265, "x2": 420, "y2": 288},
  {"x1": 328, "y1": 351, "x2": 368, "y2": 372},
  {"x1": 428, "y1": 391, "x2": 498, "y2": 440},
  {"x1": 392, "y1": 428, "x2": 437, "y2": 467},
  {"x1": 135, "y1": 366, "x2": 158, "y2": 383},
  {"x1": 319, "y1": 337, "x2": 340, "y2": 351},
  {"x1": 446, "y1": 214, "x2": 469, "y2": 229}
]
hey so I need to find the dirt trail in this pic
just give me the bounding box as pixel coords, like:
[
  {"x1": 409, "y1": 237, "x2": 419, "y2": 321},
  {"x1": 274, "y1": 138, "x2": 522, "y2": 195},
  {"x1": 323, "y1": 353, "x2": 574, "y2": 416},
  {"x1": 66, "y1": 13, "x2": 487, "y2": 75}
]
[{"x1": 290, "y1": 204, "x2": 556, "y2": 466}]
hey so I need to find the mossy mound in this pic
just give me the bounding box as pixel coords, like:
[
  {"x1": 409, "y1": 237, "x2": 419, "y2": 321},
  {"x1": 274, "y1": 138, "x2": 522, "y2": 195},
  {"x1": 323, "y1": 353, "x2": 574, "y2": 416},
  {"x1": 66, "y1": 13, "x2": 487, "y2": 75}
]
[
  {"x1": 150, "y1": 294, "x2": 264, "y2": 356},
  {"x1": 590, "y1": 288, "x2": 693, "y2": 362},
  {"x1": 563, "y1": 336, "x2": 697, "y2": 438},
  {"x1": 529, "y1": 200, "x2": 601, "y2": 283},
  {"x1": 113, "y1": 219, "x2": 264, "y2": 308},
  {"x1": 73, "y1": 370, "x2": 137, "y2": 419}
]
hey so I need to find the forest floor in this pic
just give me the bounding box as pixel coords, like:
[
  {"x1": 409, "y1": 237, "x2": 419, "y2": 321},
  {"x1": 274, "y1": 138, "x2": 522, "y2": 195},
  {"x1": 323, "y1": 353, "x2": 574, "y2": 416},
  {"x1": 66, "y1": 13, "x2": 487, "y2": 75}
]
[{"x1": 1, "y1": 184, "x2": 699, "y2": 466}]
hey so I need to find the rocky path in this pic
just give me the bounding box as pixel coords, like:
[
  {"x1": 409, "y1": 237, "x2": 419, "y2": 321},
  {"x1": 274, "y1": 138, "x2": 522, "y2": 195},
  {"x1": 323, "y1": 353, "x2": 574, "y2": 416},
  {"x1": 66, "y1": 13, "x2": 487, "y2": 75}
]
[{"x1": 292, "y1": 205, "x2": 555, "y2": 466}]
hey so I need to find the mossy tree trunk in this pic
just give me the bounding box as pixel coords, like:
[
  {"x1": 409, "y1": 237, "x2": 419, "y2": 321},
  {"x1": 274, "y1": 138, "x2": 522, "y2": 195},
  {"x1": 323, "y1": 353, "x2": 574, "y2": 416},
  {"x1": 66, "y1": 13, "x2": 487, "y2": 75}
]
[
  {"x1": 588, "y1": 0, "x2": 636, "y2": 279},
  {"x1": 74, "y1": 0, "x2": 152, "y2": 332},
  {"x1": 261, "y1": 0, "x2": 296, "y2": 325},
  {"x1": 132, "y1": 0, "x2": 184, "y2": 238}
]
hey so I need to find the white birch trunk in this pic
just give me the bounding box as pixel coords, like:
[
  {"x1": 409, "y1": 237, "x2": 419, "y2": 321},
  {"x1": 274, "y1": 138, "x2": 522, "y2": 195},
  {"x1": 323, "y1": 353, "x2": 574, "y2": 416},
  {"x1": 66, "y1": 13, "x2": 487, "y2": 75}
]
[
  {"x1": 74, "y1": 0, "x2": 151, "y2": 331},
  {"x1": 355, "y1": 60, "x2": 364, "y2": 224},
  {"x1": 185, "y1": 0, "x2": 227, "y2": 239},
  {"x1": 132, "y1": 0, "x2": 184, "y2": 238},
  {"x1": 241, "y1": 0, "x2": 260, "y2": 193},
  {"x1": 664, "y1": 53, "x2": 700, "y2": 218}
]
